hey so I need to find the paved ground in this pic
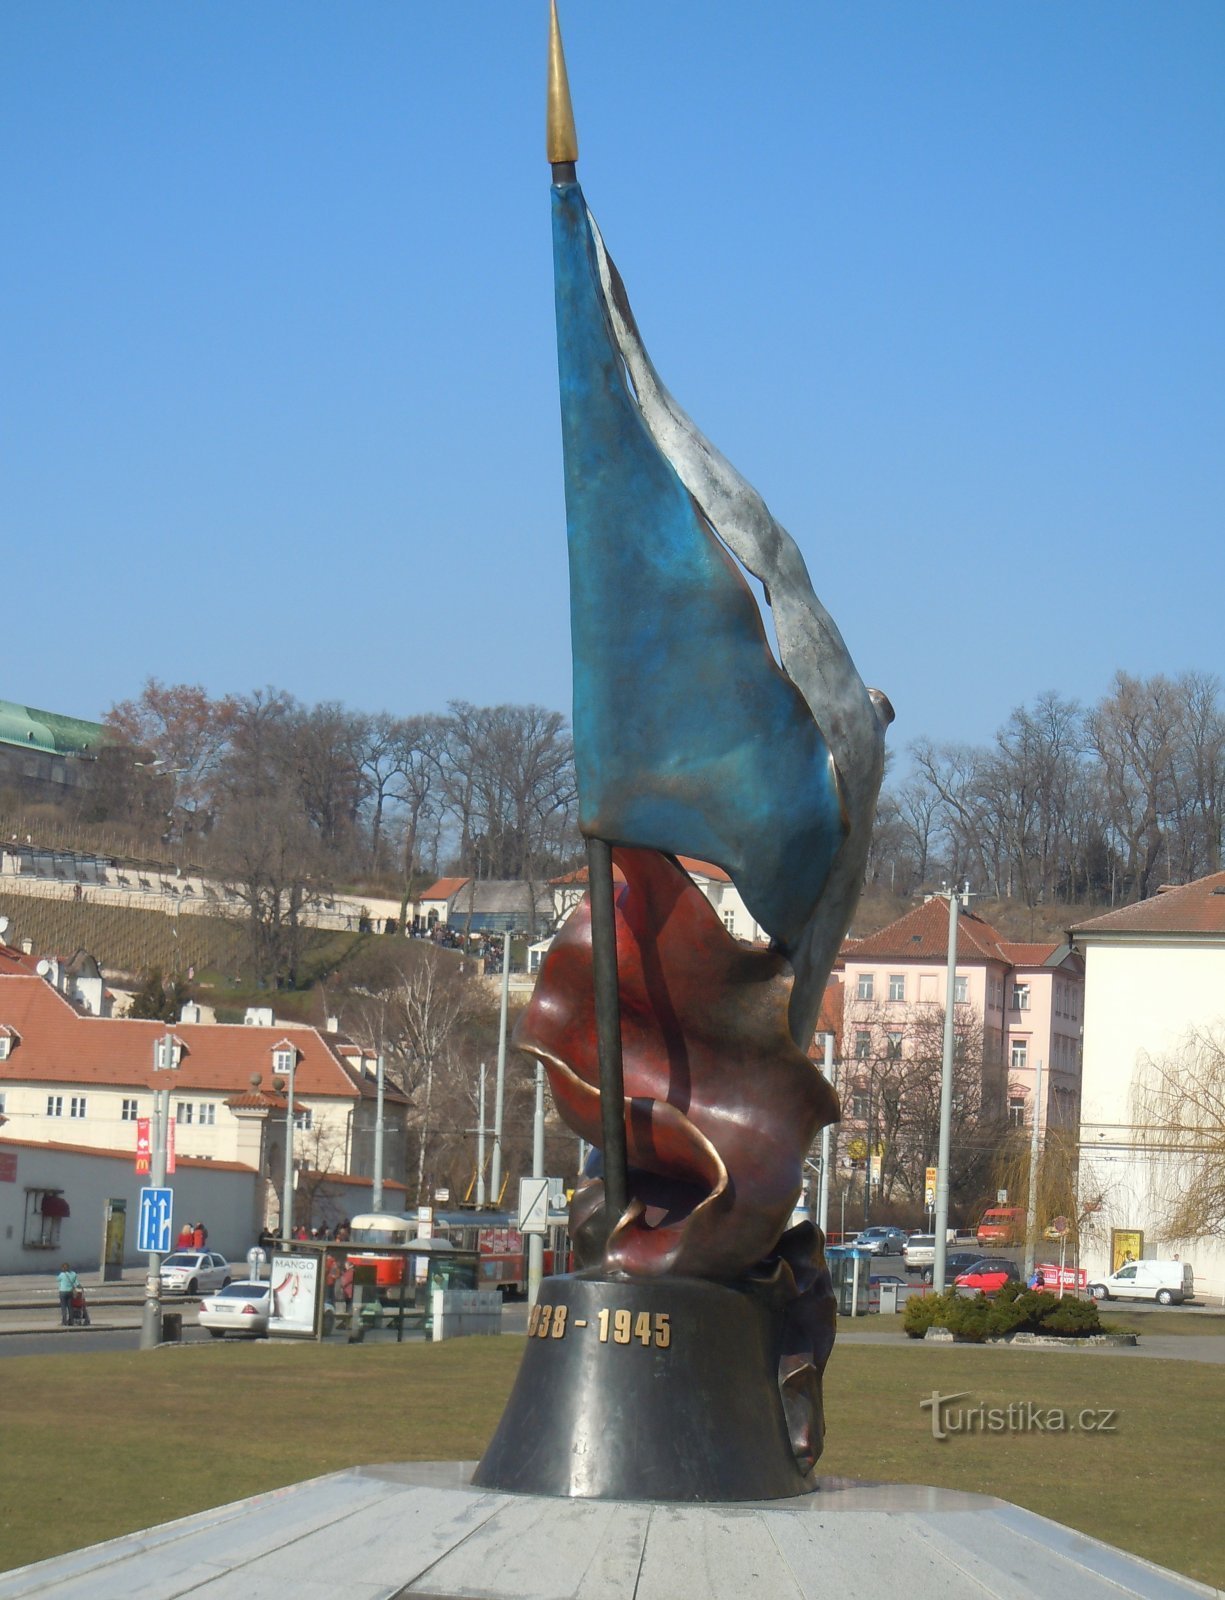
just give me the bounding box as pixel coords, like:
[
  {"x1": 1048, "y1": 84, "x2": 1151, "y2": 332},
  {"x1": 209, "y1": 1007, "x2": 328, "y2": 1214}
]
[{"x1": 0, "y1": 1270, "x2": 1220, "y2": 1361}]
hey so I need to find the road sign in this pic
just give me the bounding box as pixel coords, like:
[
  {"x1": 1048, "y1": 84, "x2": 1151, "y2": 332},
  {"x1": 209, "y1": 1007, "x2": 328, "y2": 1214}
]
[
  {"x1": 137, "y1": 1186, "x2": 173, "y2": 1253},
  {"x1": 997, "y1": 1188, "x2": 1008, "y2": 1205},
  {"x1": 1051, "y1": 1214, "x2": 1070, "y2": 1236},
  {"x1": 518, "y1": 1176, "x2": 551, "y2": 1235}
]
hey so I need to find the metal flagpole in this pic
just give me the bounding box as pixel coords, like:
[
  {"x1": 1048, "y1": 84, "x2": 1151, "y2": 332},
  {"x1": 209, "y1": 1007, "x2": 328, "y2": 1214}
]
[
  {"x1": 550, "y1": 10, "x2": 626, "y2": 1237},
  {"x1": 1023, "y1": 1057, "x2": 1044, "y2": 1283},
  {"x1": 585, "y1": 837, "x2": 628, "y2": 1228}
]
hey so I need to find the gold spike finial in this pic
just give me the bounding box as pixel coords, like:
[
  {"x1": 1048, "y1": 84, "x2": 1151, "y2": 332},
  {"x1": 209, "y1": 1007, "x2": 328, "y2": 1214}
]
[{"x1": 547, "y1": 0, "x2": 579, "y2": 166}]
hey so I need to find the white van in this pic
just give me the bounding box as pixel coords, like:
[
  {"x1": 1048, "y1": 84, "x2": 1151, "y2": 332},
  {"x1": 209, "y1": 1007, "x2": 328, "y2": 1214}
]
[{"x1": 1087, "y1": 1259, "x2": 1194, "y2": 1306}]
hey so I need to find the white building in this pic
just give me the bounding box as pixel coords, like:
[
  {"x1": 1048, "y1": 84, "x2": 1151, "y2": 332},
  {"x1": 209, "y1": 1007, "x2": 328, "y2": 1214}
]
[{"x1": 1072, "y1": 872, "x2": 1225, "y2": 1301}]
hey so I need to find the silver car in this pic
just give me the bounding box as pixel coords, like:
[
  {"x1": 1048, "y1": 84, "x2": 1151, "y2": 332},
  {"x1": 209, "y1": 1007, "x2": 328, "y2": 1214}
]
[
  {"x1": 159, "y1": 1251, "x2": 232, "y2": 1296},
  {"x1": 198, "y1": 1279, "x2": 271, "y2": 1338},
  {"x1": 197, "y1": 1280, "x2": 337, "y2": 1339}
]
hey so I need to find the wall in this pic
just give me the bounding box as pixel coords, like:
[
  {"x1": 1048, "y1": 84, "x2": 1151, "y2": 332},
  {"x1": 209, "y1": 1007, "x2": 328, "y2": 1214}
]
[
  {"x1": 1078, "y1": 937, "x2": 1225, "y2": 1299},
  {"x1": 0, "y1": 1138, "x2": 260, "y2": 1278}
]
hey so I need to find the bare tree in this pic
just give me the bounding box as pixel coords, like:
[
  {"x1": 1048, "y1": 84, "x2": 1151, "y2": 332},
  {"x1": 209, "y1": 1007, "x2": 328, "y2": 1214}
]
[{"x1": 1132, "y1": 1025, "x2": 1225, "y2": 1242}]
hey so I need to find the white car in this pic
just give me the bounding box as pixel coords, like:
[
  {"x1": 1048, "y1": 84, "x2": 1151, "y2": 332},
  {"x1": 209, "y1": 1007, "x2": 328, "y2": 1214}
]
[
  {"x1": 197, "y1": 1279, "x2": 337, "y2": 1339},
  {"x1": 159, "y1": 1251, "x2": 232, "y2": 1296},
  {"x1": 198, "y1": 1279, "x2": 272, "y2": 1338},
  {"x1": 1088, "y1": 1259, "x2": 1194, "y2": 1306}
]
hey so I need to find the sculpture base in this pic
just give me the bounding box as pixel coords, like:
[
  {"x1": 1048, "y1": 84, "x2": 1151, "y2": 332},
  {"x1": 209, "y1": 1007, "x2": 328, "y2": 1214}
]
[{"x1": 472, "y1": 1273, "x2": 814, "y2": 1502}]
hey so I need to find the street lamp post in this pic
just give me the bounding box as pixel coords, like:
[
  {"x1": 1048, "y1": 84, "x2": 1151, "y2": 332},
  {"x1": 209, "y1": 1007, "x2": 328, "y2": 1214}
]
[
  {"x1": 139, "y1": 1029, "x2": 174, "y2": 1350},
  {"x1": 280, "y1": 1051, "x2": 297, "y2": 1240},
  {"x1": 817, "y1": 1033, "x2": 835, "y2": 1236},
  {"x1": 372, "y1": 1051, "x2": 385, "y2": 1213},
  {"x1": 933, "y1": 883, "x2": 970, "y2": 1293}
]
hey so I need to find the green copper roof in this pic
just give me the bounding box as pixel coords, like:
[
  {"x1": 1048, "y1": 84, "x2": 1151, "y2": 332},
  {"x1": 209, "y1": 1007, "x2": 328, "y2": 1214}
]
[{"x1": 0, "y1": 698, "x2": 109, "y2": 756}]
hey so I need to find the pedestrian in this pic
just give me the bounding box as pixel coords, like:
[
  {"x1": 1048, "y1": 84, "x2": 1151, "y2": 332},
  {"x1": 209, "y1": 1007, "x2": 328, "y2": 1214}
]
[
  {"x1": 192, "y1": 1221, "x2": 207, "y2": 1250},
  {"x1": 56, "y1": 1262, "x2": 79, "y2": 1326},
  {"x1": 176, "y1": 1223, "x2": 194, "y2": 1250}
]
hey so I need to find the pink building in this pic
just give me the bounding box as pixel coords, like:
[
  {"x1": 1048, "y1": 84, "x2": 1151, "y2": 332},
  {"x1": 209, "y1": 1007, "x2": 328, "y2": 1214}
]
[{"x1": 841, "y1": 897, "x2": 1084, "y2": 1139}]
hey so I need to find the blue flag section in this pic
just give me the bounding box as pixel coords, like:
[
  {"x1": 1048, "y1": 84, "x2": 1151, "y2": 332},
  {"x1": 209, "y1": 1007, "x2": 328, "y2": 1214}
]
[{"x1": 552, "y1": 180, "x2": 846, "y2": 949}]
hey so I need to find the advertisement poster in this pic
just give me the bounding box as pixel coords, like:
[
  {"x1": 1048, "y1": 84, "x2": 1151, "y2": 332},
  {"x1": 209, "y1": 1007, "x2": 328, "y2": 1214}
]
[
  {"x1": 1111, "y1": 1229, "x2": 1144, "y2": 1273},
  {"x1": 268, "y1": 1253, "x2": 321, "y2": 1338},
  {"x1": 135, "y1": 1118, "x2": 151, "y2": 1175}
]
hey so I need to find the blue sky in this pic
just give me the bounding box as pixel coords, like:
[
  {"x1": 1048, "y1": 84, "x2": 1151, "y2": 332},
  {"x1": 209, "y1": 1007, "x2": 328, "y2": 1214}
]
[{"x1": 3, "y1": 2, "x2": 1222, "y2": 756}]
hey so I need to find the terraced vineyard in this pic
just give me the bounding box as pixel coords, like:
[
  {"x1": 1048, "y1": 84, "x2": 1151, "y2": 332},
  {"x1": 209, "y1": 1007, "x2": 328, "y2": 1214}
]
[{"x1": 0, "y1": 895, "x2": 245, "y2": 980}]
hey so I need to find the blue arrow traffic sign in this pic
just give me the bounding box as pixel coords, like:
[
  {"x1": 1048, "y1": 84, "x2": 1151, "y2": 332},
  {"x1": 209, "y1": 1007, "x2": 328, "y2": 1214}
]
[{"x1": 138, "y1": 1186, "x2": 173, "y2": 1254}]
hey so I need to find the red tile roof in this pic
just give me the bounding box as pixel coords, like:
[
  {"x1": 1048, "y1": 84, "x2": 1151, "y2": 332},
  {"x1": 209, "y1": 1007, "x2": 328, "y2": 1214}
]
[
  {"x1": 0, "y1": 1134, "x2": 256, "y2": 1174},
  {"x1": 846, "y1": 898, "x2": 1060, "y2": 967},
  {"x1": 1070, "y1": 872, "x2": 1225, "y2": 938},
  {"x1": 0, "y1": 977, "x2": 360, "y2": 1098},
  {"x1": 417, "y1": 877, "x2": 470, "y2": 903},
  {"x1": 0, "y1": 942, "x2": 41, "y2": 977},
  {"x1": 550, "y1": 855, "x2": 731, "y2": 888}
]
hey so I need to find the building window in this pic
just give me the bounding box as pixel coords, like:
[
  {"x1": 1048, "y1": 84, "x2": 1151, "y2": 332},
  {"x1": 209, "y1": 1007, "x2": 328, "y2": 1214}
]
[
  {"x1": 46, "y1": 1095, "x2": 63, "y2": 1118},
  {"x1": 954, "y1": 975, "x2": 969, "y2": 1004},
  {"x1": 854, "y1": 1030, "x2": 871, "y2": 1060},
  {"x1": 0, "y1": 1037, "x2": 9, "y2": 1060},
  {"x1": 1010, "y1": 1038, "x2": 1029, "y2": 1070},
  {"x1": 199, "y1": 1103, "x2": 216, "y2": 1126},
  {"x1": 1012, "y1": 983, "x2": 1030, "y2": 1011},
  {"x1": 121, "y1": 1099, "x2": 139, "y2": 1121},
  {"x1": 274, "y1": 1049, "x2": 296, "y2": 1076},
  {"x1": 850, "y1": 1092, "x2": 869, "y2": 1120},
  {"x1": 1008, "y1": 1097, "x2": 1026, "y2": 1129},
  {"x1": 294, "y1": 1108, "x2": 313, "y2": 1131},
  {"x1": 886, "y1": 1032, "x2": 903, "y2": 1060},
  {"x1": 177, "y1": 1102, "x2": 194, "y2": 1125},
  {"x1": 723, "y1": 910, "x2": 736, "y2": 932},
  {"x1": 888, "y1": 974, "x2": 905, "y2": 1003},
  {"x1": 856, "y1": 973, "x2": 875, "y2": 1002},
  {"x1": 69, "y1": 1096, "x2": 87, "y2": 1119}
]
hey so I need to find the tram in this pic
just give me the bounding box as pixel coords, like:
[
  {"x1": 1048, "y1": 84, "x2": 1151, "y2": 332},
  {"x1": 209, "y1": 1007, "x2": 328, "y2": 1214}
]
[{"x1": 346, "y1": 1209, "x2": 569, "y2": 1299}]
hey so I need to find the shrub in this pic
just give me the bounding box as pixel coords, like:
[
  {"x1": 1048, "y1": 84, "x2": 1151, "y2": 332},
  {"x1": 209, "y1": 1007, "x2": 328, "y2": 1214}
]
[
  {"x1": 903, "y1": 1291, "x2": 942, "y2": 1339},
  {"x1": 943, "y1": 1293, "x2": 994, "y2": 1343},
  {"x1": 988, "y1": 1288, "x2": 1060, "y2": 1337},
  {"x1": 1039, "y1": 1297, "x2": 1103, "y2": 1337}
]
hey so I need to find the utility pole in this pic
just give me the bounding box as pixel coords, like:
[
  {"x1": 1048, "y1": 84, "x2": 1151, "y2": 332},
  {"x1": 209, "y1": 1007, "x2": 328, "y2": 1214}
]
[
  {"x1": 817, "y1": 1033, "x2": 834, "y2": 1235},
  {"x1": 139, "y1": 1030, "x2": 173, "y2": 1351},
  {"x1": 1023, "y1": 1057, "x2": 1045, "y2": 1282},
  {"x1": 489, "y1": 931, "x2": 511, "y2": 1206},
  {"x1": 527, "y1": 1060, "x2": 545, "y2": 1305},
  {"x1": 476, "y1": 1062, "x2": 488, "y2": 1208},
  {"x1": 372, "y1": 1051, "x2": 385, "y2": 1214},
  {"x1": 280, "y1": 1050, "x2": 297, "y2": 1239},
  {"x1": 932, "y1": 883, "x2": 969, "y2": 1293}
]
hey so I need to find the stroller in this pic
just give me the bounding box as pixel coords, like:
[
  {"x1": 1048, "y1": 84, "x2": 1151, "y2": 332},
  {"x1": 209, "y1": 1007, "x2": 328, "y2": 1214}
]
[{"x1": 69, "y1": 1286, "x2": 90, "y2": 1327}]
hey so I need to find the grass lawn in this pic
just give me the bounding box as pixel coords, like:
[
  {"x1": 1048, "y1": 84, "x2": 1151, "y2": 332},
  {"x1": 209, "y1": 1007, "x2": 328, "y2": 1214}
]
[{"x1": 0, "y1": 1336, "x2": 1221, "y2": 1588}]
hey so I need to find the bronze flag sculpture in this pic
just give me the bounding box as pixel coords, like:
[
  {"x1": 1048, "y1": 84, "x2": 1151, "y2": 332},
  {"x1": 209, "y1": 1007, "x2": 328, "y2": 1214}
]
[{"x1": 474, "y1": 3, "x2": 891, "y2": 1502}]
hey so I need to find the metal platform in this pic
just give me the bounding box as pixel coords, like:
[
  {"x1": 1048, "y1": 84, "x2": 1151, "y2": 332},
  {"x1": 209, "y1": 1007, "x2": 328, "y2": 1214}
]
[{"x1": 0, "y1": 1462, "x2": 1214, "y2": 1600}]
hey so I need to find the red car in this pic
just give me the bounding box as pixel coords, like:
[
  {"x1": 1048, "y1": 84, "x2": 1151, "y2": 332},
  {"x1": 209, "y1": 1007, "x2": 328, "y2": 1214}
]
[{"x1": 953, "y1": 1258, "x2": 1021, "y2": 1295}]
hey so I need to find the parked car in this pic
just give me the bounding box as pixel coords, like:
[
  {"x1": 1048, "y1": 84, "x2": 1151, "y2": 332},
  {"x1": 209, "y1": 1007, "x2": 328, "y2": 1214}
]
[
  {"x1": 1087, "y1": 1260, "x2": 1194, "y2": 1306},
  {"x1": 916, "y1": 1250, "x2": 984, "y2": 1287},
  {"x1": 159, "y1": 1252, "x2": 232, "y2": 1296},
  {"x1": 197, "y1": 1280, "x2": 338, "y2": 1338},
  {"x1": 852, "y1": 1226, "x2": 908, "y2": 1256},
  {"x1": 953, "y1": 1258, "x2": 1021, "y2": 1295},
  {"x1": 976, "y1": 1206, "x2": 1024, "y2": 1245},
  {"x1": 869, "y1": 1273, "x2": 907, "y2": 1288}
]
